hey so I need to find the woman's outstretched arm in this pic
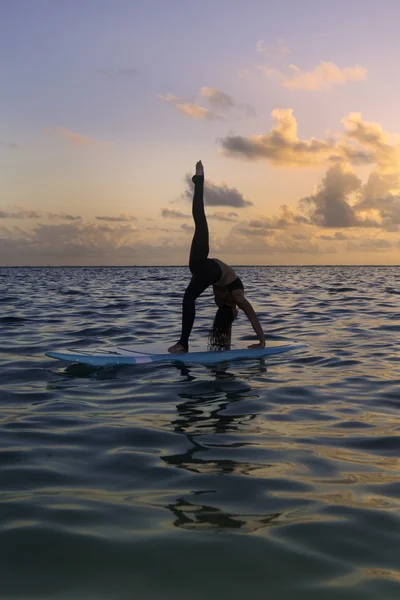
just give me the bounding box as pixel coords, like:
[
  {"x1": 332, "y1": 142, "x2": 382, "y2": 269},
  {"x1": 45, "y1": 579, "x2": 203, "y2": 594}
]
[{"x1": 231, "y1": 289, "x2": 265, "y2": 348}]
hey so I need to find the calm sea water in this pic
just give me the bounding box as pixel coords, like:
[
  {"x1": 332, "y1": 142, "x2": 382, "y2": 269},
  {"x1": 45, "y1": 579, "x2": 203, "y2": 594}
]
[{"x1": 1, "y1": 266, "x2": 399, "y2": 600}]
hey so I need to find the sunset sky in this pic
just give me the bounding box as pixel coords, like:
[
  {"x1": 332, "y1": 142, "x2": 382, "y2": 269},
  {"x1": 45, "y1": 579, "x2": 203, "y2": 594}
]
[{"x1": 1, "y1": 0, "x2": 400, "y2": 265}]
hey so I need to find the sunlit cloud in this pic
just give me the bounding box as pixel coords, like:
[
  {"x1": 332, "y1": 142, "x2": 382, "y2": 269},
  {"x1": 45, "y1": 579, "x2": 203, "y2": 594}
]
[
  {"x1": 200, "y1": 87, "x2": 234, "y2": 110},
  {"x1": 256, "y1": 40, "x2": 290, "y2": 57},
  {"x1": 176, "y1": 103, "x2": 216, "y2": 120},
  {"x1": 157, "y1": 93, "x2": 182, "y2": 103},
  {"x1": 220, "y1": 108, "x2": 338, "y2": 166},
  {"x1": 355, "y1": 172, "x2": 400, "y2": 232},
  {"x1": 158, "y1": 93, "x2": 215, "y2": 119},
  {"x1": 220, "y1": 109, "x2": 396, "y2": 168},
  {"x1": 261, "y1": 61, "x2": 367, "y2": 91},
  {"x1": 158, "y1": 87, "x2": 255, "y2": 120},
  {"x1": 43, "y1": 127, "x2": 106, "y2": 147},
  {"x1": 342, "y1": 112, "x2": 400, "y2": 172}
]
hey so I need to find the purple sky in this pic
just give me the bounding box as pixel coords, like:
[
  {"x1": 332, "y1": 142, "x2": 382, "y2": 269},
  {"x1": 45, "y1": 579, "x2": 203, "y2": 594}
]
[{"x1": 1, "y1": 0, "x2": 400, "y2": 265}]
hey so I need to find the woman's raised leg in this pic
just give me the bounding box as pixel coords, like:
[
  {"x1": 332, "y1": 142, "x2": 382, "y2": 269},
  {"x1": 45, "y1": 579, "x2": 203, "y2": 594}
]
[
  {"x1": 189, "y1": 161, "x2": 209, "y2": 272},
  {"x1": 168, "y1": 161, "x2": 211, "y2": 354}
]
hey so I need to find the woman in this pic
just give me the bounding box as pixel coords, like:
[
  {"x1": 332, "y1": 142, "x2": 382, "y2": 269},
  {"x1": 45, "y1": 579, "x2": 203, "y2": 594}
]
[{"x1": 168, "y1": 161, "x2": 265, "y2": 354}]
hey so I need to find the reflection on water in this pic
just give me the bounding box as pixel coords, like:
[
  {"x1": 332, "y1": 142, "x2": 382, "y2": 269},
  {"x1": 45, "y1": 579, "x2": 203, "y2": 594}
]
[
  {"x1": 1, "y1": 266, "x2": 400, "y2": 599},
  {"x1": 167, "y1": 496, "x2": 283, "y2": 533}
]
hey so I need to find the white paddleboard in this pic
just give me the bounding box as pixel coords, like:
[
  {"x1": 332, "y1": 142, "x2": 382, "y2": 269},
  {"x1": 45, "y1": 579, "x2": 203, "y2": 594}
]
[{"x1": 46, "y1": 341, "x2": 307, "y2": 367}]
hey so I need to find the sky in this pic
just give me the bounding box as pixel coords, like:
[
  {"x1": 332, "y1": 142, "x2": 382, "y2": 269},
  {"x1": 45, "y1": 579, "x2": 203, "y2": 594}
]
[{"x1": 1, "y1": 0, "x2": 400, "y2": 265}]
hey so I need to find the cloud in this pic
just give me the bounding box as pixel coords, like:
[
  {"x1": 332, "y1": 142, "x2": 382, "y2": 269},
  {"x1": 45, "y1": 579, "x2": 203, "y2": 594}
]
[
  {"x1": 235, "y1": 225, "x2": 275, "y2": 237},
  {"x1": 158, "y1": 88, "x2": 255, "y2": 120},
  {"x1": 208, "y1": 211, "x2": 239, "y2": 222},
  {"x1": 162, "y1": 208, "x2": 190, "y2": 219},
  {"x1": 1, "y1": 140, "x2": 19, "y2": 149},
  {"x1": 0, "y1": 221, "x2": 141, "y2": 264},
  {"x1": 220, "y1": 108, "x2": 338, "y2": 166},
  {"x1": 301, "y1": 164, "x2": 362, "y2": 227},
  {"x1": 346, "y1": 238, "x2": 392, "y2": 252},
  {"x1": 233, "y1": 205, "x2": 309, "y2": 237},
  {"x1": 58, "y1": 128, "x2": 102, "y2": 147},
  {"x1": 200, "y1": 87, "x2": 234, "y2": 110},
  {"x1": 43, "y1": 128, "x2": 104, "y2": 147},
  {"x1": 0, "y1": 208, "x2": 41, "y2": 219},
  {"x1": 0, "y1": 213, "x2": 397, "y2": 265},
  {"x1": 359, "y1": 172, "x2": 400, "y2": 207},
  {"x1": 180, "y1": 223, "x2": 194, "y2": 233},
  {"x1": 157, "y1": 93, "x2": 182, "y2": 103},
  {"x1": 220, "y1": 109, "x2": 400, "y2": 233},
  {"x1": 318, "y1": 232, "x2": 350, "y2": 241},
  {"x1": 298, "y1": 163, "x2": 400, "y2": 230},
  {"x1": 48, "y1": 212, "x2": 82, "y2": 221},
  {"x1": 95, "y1": 214, "x2": 137, "y2": 222},
  {"x1": 354, "y1": 171, "x2": 400, "y2": 231},
  {"x1": 256, "y1": 40, "x2": 290, "y2": 57},
  {"x1": 176, "y1": 103, "x2": 217, "y2": 120},
  {"x1": 262, "y1": 61, "x2": 367, "y2": 91},
  {"x1": 0, "y1": 219, "x2": 208, "y2": 266},
  {"x1": 342, "y1": 113, "x2": 400, "y2": 172},
  {"x1": 219, "y1": 225, "x2": 334, "y2": 256},
  {"x1": 220, "y1": 110, "x2": 393, "y2": 168},
  {"x1": 158, "y1": 93, "x2": 217, "y2": 119},
  {"x1": 181, "y1": 174, "x2": 253, "y2": 207},
  {"x1": 251, "y1": 205, "x2": 309, "y2": 228},
  {"x1": 237, "y1": 103, "x2": 256, "y2": 118}
]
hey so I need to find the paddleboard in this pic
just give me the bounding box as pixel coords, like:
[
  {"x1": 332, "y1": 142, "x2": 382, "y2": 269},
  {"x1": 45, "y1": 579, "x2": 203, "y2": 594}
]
[{"x1": 46, "y1": 341, "x2": 307, "y2": 367}]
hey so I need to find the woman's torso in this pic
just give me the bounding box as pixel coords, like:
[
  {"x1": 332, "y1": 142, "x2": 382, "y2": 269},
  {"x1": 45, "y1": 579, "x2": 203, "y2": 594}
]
[
  {"x1": 212, "y1": 258, "x2": 237, "y2": 287},
  {"x1": 212, "y1": 259, "x2": 238, "y2": 307}
]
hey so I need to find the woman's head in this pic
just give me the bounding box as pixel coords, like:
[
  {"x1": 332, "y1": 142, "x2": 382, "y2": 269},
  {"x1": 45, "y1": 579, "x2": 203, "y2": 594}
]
[{"x1": 208, "y1": 305, "x2": 235, "y2": 351}]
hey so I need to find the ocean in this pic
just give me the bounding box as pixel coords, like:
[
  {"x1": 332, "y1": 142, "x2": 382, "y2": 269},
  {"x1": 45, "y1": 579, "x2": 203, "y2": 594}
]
[{"x1": 1, "y1": 265, "x2": 399, "y2": 599}]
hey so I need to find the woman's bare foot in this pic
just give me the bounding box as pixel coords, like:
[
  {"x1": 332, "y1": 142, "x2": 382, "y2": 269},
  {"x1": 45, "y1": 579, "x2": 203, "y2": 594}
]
[
  {"x1": 168, "y1": 342, "x2": 187, "y2": 354},
  {"x1": 192, "y1": 161, "x2": 204, "y2": 185},
  {"x1": 195, "y1": 160, "x2": 204, "y2": 177}
]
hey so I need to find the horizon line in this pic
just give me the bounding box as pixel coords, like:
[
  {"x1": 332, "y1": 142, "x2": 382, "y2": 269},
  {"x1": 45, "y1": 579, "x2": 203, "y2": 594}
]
[{"x1": 0, "y1": 264, "x2": 398, "y2": 268}]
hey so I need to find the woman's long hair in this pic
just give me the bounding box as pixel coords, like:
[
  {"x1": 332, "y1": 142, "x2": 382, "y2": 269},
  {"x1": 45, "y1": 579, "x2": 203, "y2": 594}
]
[{"x1": 208, "y1": 305, "x2": 235, "y2": 351}]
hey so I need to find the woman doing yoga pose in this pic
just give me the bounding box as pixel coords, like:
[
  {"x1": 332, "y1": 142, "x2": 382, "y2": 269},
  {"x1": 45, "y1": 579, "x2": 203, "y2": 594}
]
[{"x1": 168, "y1": 161, "x2": 265, "y2": 354}]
